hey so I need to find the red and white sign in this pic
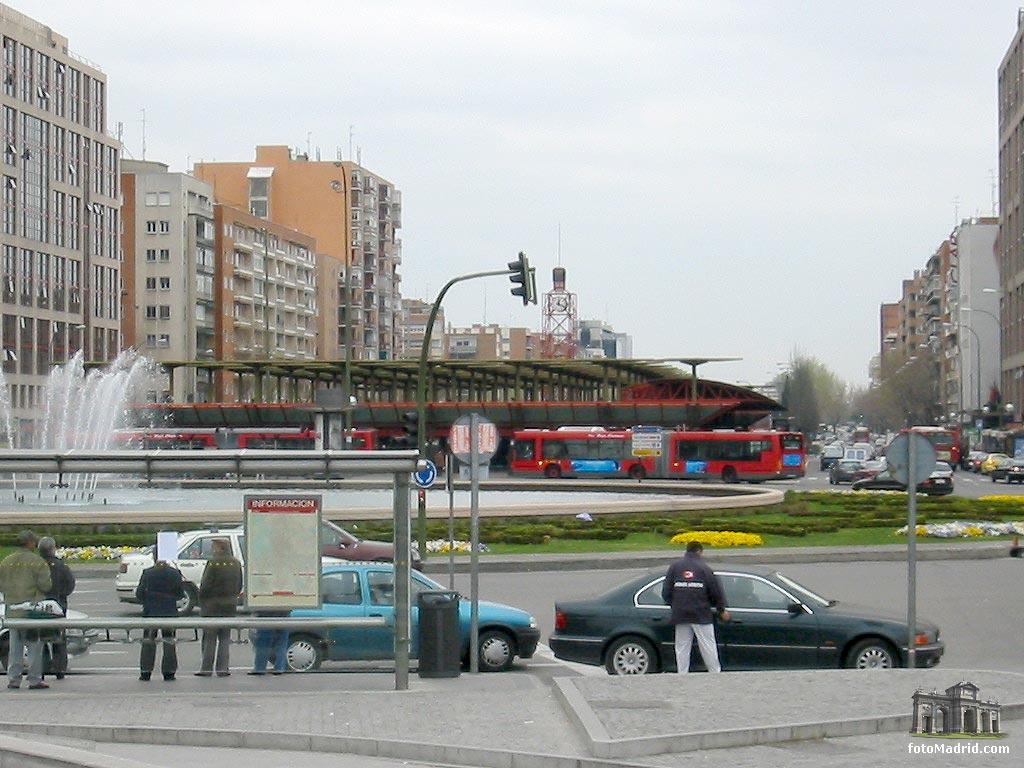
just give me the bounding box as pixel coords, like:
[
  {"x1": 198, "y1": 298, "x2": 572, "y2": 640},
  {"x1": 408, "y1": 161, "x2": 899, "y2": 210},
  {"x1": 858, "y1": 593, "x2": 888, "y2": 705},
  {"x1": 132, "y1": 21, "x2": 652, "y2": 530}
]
[{"x1": 450, "y1": 415, "x2": 498, "y2": 463}]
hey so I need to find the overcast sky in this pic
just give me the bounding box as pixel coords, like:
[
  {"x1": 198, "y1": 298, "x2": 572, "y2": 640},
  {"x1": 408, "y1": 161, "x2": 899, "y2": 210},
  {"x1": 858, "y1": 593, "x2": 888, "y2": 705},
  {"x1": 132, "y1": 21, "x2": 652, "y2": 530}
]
[{"x1": 14, "y1": 1, "x2": 1021, "y2": 389}]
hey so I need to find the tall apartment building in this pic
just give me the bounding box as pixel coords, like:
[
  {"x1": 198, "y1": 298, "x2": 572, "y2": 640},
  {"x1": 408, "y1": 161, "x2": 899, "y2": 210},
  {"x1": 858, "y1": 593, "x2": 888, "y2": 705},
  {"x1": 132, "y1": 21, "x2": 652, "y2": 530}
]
[
  {"x1": 211, "y1": 204, "x2": 317, "y2": 401},
  {"x1": 121, "y1": 160, "x2": 318, "y2": 402},
  {"x1": 121, "y1": 160, "x2": 215, "y2": 402},
  {"x1": 946, "y1": 218, "x2": 1000, "y2": 418},
  {"x1": 194, "y1": 146, "x2": 402, "y2": 363},
  {"x1": 399, "y1": 298, "x2": 445, "y2": 360},
  {"x1": 0, "y1": 4, "x2": 120, "y2": 438},
  {"x1": 999, "y1": 14, "x2": 1024, "y2": 409}
]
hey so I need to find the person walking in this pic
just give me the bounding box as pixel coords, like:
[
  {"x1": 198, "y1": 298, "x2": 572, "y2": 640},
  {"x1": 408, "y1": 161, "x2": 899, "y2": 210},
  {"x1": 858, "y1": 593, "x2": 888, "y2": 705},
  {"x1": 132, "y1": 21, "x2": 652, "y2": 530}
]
[
  {"x1": 249, "y1": 610, "x2": 290, "y2": 676},
  {"x1": 37, "y1": 537, "x2": 75, "y2": 680},
  {"x1": 661, "y1": 541, "x2": 729, "y2": 673},
  {"x1": 195, "y1": 538, "x2": 242, "y2": 677},
  {"x1": 136, "y1": 557, "x2": 186, "y2": 681},
  {"x1": 0, "y1": 530, "x2": 52, "y2": 690}
]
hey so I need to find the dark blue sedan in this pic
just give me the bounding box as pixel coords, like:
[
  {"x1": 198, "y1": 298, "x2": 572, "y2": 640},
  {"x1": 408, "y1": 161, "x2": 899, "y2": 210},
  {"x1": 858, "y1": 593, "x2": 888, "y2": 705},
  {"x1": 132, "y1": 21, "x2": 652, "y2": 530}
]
[{"x1": 549, "y1": 566, "x2": 944, "y2": 675}]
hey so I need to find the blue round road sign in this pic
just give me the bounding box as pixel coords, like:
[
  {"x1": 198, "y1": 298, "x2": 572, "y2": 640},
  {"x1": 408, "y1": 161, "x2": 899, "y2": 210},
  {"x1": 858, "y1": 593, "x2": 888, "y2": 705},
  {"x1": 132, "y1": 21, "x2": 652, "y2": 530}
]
[{"x1": 413, "y1": 460, "x2": 438, "y2": 489}]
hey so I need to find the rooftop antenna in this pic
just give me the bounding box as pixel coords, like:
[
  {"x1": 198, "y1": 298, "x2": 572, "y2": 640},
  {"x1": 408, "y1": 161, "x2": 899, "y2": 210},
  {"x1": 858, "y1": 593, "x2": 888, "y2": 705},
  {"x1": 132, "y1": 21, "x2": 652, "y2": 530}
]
[
  {"x1": 952, "y1": 195, "x2": 960, "y2": 225},
  {"x1": 349, "y1": 125, "x2": 355, "y2": 162},
  {"x1": 356, "y1": 146, "x2": 362, "y2": 166},
  {"x1": 557, "y1": 222, "x2": 562, "y2": 266},
  {"x1": 990, "y1": 169, "x2": 998, "y2": 216},
  {"x1": 306, "y1": 131, "x2": 311, "y2": 157}
]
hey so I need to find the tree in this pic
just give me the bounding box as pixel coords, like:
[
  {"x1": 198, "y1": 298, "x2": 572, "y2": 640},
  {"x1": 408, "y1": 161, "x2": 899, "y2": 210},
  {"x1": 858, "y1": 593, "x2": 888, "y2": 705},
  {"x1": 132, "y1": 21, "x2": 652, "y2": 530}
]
[{"x1": 774, "y1": 354, "x2": 850, "y2": 434}]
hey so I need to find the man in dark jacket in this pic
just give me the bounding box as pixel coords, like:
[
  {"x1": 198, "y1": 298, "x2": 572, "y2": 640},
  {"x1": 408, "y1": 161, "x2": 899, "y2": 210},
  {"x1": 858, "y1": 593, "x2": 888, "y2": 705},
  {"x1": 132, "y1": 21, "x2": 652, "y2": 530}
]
[
  {"x1": 38, "y1": 537, "x2": 75, "y2": 680},
  {"x1": 136, "y1": 559, "x2": 186, "y2": 681},
  {"x1": 195, "y1": 538, "x2": 242, "y2": 677},
  {"x1": 661, "y1": 541, "x2": 730, "y2": 673}
]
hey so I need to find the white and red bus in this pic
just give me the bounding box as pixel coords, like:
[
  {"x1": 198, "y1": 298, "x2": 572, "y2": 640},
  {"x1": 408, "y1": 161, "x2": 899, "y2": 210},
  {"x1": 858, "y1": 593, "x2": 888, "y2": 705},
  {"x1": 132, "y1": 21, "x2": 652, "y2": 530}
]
[
  {"x1": 903, "y1": 426, "x2": 961, "y2": 468},
  {"x1": 510, "y1": 428, "x2": 806, "y2": 482}
]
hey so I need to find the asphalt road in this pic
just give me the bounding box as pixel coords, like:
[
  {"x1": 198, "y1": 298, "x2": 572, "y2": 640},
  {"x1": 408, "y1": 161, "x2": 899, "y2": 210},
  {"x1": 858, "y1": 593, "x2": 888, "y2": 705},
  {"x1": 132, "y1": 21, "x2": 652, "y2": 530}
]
[
  {"x1": 66, "y1": 558, "x2": 1022, "y2": 677},
  {"x1": 791, "y1": 463, "x2": 1024, "y2": 498}
]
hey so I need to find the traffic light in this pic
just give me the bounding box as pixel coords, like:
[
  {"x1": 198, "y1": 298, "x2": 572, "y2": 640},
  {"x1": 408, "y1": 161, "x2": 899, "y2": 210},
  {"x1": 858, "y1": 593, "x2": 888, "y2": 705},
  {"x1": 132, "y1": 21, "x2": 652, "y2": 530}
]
[
  {"x1": 508, "y1": 252, "x2": 537, "y2": 306},
  {"x1": 401, "y1": 410, "x2": 419, "y2": 448}
]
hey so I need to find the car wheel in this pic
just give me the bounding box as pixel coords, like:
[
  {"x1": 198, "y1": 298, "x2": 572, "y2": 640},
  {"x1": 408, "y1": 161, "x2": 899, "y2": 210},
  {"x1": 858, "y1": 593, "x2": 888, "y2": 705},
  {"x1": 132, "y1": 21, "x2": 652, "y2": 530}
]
[
  {"x1": 176, "y1": 584, "x2": 198, "y2": 617},
  {"x1": 476, "y1": 629, "x2": 515, "y2": 672},
  {"x1": 627, "y1": 464, "x2": 646, "y2": 480},
  {"x1": 543, "y1": 464, "x2": 562, "y2": 479},
  {"x1": 721, "y1": 467, "x2": 738, "y2": 483},
  {"x1": 604, "y1": 635, "x2": 658, "y2": 675},
  {"x1": 286, "y1": 634, "x2": 324, "y2": 672},
  {"x1": 845, "y1": 638, "x2": 898, "y2": 669}
]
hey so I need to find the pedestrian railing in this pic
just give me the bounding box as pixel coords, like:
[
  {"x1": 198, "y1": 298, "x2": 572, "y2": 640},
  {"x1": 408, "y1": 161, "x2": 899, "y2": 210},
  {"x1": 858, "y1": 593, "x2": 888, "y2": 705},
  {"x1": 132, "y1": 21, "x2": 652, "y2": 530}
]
[{"x1": 2, "y1": 615, "x2": 387, "y2": 645}]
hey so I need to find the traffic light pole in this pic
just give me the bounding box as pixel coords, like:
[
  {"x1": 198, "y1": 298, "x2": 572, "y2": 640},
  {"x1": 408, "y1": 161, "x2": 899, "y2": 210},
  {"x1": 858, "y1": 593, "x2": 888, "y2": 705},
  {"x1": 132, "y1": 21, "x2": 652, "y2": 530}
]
[{"x1": 415, "y1": 267, "x2": 522, "y2": 559}]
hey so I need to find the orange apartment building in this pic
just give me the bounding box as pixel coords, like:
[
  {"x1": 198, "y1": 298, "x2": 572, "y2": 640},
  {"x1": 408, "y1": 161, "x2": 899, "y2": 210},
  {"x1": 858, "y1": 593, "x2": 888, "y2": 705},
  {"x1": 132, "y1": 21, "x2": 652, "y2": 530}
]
[{"x1": 194, "y1": 146, "x2": 402, "y2": 362}]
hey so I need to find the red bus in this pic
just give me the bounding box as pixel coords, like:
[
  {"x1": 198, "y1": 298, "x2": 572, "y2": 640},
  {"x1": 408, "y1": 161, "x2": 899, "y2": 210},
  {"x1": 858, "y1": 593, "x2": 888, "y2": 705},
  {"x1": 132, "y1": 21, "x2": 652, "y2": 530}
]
[
  {"x1": 654, "y1": 430, "x2": 805, "y2": 482},
  {"x1": 904, "y1": 426, "x2": 960, "y2": 468},
  {"x1": 510, "y1": 428, "x2": 649, "y2": 479},
  {"x1": 114, "y1": 427, "x2": 378, "y2": 451},
  {"x1": 510, "y1": 428, "x2": 806, "y2": 482}
]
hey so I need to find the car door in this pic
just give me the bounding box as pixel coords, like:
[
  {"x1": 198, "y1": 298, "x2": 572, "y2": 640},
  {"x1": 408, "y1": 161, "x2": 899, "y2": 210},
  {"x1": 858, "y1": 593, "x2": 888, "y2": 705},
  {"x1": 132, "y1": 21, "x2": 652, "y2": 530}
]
[
  {"x1": 175, "y1": 534, "x2": 219, "y2": 589},
  {"x1": 715, "y1": 573, "x2": 820, "y2": 669},
  {"x1": 292, "y1": 570, "x2": 382, "y2": 661},
  {"x1": 365, "y1": 569, "x2": 438, "y2": 659},
  {"x1": 633, "y1": 577, "x2": 702, "y2": 671}
]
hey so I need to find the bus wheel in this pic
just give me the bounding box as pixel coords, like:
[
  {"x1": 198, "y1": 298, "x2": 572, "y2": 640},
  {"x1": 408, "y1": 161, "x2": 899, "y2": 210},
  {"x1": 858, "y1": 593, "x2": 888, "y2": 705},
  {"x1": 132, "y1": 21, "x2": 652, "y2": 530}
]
[
  {"x1": 721, "y1": 467, "x2": 738, "y2": 483},
  {"x1": 544, "y1": 464, "x2": 562, "y2": 479},
  {"x1": 628, "y1": 464, "x2": 646, "y2": 480}
]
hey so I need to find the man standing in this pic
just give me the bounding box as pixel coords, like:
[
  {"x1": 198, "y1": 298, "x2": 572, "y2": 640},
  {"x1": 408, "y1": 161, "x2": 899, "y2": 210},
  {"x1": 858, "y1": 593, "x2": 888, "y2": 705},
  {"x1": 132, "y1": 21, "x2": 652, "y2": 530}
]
[
  {"x1": 38, "y1": 537, "x2": 75, "y2": 680},
  {"x1": 661, "y1": 541, "x2": 729, "y2": 673},
  {"x1": 136, "y1": 557, "x2": 186, "y2": 681},
  {"x1": 0, "y1": 530, "x2": 52, "y2": 690},
  {"x1": 196, "y1": 538, "x2": 242, "y2": 677}
]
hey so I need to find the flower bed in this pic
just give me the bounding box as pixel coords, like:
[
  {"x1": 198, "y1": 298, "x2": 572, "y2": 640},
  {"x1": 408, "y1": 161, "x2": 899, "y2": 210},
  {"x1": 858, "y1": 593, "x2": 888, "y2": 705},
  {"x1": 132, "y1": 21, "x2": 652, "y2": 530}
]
[
  {"x1": 670, "y1": 530, "x2": 764, "y2": 548},
  {"x1": 56, "y1": 545, "x2": 145, "y2": 561},
  {"x1": 425, "y1": 539, "x2": 490, "y2": 554},
  {"x1": 894, "y1": 521, "x2": 1024, "y2": 538}
]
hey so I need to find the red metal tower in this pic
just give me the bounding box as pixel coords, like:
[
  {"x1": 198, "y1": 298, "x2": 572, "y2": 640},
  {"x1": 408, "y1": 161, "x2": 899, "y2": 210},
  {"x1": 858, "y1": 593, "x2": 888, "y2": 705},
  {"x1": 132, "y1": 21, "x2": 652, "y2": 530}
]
[{"x1": 540, "y1": 267, "x2": 578, "y2": 359}]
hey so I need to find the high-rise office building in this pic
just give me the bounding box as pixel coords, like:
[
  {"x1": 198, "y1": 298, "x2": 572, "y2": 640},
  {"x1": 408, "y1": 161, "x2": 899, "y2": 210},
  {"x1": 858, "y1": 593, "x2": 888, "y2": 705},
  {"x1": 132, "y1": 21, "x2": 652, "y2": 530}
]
[{"x1": 0, "y1": 4, "x2": 120, "y2": 439}]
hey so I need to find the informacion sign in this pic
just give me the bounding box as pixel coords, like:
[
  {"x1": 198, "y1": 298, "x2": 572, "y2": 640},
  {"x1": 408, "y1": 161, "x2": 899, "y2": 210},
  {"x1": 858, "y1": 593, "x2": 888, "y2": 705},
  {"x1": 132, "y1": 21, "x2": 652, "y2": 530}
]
[
  {"x1": 631, "y1": 426, "x2": 663, "y2": 457},
  {"x1": 243, "y1": 494, "x2": 322, "y2": 610},
  {"x1": 450, "y1": 415, "x2": 498, "y2": 464}
]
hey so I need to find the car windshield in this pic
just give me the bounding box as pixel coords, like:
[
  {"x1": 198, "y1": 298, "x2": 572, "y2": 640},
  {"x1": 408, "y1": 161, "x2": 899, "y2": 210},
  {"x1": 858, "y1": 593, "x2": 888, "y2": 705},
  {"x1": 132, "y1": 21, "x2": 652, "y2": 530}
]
[{"x1": 773, "y1": 573, "x2": 833, "y2": 607}]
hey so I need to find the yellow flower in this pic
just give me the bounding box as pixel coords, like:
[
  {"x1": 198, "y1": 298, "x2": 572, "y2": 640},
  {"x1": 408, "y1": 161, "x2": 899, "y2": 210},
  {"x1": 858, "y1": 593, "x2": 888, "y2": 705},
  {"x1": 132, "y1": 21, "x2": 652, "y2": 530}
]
[{"x1": 670, "y1": 530, "x2": 763, "y2": 548}]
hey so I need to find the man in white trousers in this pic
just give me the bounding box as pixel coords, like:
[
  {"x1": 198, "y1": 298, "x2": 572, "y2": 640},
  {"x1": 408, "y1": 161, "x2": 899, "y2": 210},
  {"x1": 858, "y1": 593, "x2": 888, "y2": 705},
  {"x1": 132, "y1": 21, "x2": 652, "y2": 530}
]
[{"x1": 661, "y1": 541, "x2": 730, "y2": 673}]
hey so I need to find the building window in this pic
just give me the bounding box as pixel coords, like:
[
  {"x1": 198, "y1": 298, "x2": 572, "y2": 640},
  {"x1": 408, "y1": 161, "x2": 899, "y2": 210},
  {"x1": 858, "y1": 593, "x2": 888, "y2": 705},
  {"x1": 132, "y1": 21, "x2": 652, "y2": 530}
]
[
  {"x1": 145, "y1": 305, "x2": 156, "y2": 319},
  {"x1": 145, "y1": 277, "x2": 156, "y2": 290},
  {"x1": 158, "y1": 220, "x2": 170, "y2": 233},
  {"x1": 159, "y1": 276, "x2": 170, "y2": 290},
  {"x1": 159, "y1": 248, "x2": 170, "y2": 261},
  {"x1": 145, "y1": 248, "x2": 157, "y2": 262},
  {"x1": 146, "y1": 220, "x2": 157, "y2": 233},
  {"x1": 158, "y1": 305, "x2": 170, "y2": 320}
]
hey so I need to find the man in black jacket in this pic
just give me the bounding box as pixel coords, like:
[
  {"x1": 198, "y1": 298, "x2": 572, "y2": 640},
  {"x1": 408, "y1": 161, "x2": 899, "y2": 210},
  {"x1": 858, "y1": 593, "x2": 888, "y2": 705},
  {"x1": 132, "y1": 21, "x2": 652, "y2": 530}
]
[
  {"x1": 136, "y1": 559, "x2": 186, "y2": 681},
  {"x1": 195, "y1": 538, "x2": 243, "y2": 677},
  {"x1": 38, "y1": 537, "x2": 75, "y2": 680},
  {"x1": 661, "y1": 541, "x2": 730, "y2": 673}
]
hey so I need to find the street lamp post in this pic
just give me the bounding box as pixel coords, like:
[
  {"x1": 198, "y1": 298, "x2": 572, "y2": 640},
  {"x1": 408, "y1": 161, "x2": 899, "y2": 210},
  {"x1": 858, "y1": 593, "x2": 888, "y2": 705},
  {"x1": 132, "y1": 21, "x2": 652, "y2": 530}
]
[{"x1": 960, "y1": 324, "x2": 982, "y2": 416}]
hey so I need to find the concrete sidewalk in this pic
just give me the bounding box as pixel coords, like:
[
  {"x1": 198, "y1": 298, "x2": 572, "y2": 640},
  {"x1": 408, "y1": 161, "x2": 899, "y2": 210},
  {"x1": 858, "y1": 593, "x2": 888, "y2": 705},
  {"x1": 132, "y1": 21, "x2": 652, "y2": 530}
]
[{"x1": 0, "y1": 667, "x2": 1019, "y2": 768}]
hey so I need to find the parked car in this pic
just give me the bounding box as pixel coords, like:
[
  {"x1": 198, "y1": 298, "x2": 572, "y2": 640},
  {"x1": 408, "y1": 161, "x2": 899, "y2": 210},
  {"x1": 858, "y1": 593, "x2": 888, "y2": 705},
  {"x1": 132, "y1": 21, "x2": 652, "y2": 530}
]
[
  {"x1": 284, "y1": 563, "x2": 540, "y2": 673},
  {"x1": 963, "y1": 451, "x2": 989, "y2": 472},
  {"x1": 850, "y1": 462, "x2": 954, "y2": 496},
  {"x1": 0, "y1": 605, "x2": 100, "y2": 674},
  {"x1": 820, "y1": 443, "x2": 846, "y2": 471},
  {"x1": 980, "y1": 453, "x2": 1010, "y2": 475},
  {"x1": 548, "y1": 565, "x2": 943, "y2": 674},
  {"x1": 116, "y1": 521, "x2": 421, "y2": 615},
  {"x1": 828, "y1": 459, "x2": 864, "y2": 485},
  {"x1": 990, "y1": 458, "x2": 1024, "y2": 483}
]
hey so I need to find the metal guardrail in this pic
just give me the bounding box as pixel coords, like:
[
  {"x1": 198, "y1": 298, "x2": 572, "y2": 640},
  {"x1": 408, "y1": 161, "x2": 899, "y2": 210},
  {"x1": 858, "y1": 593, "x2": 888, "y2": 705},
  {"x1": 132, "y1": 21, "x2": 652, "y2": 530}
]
[{"x1": 2, "y1": 616, "x2": 387, "y2": 645}]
